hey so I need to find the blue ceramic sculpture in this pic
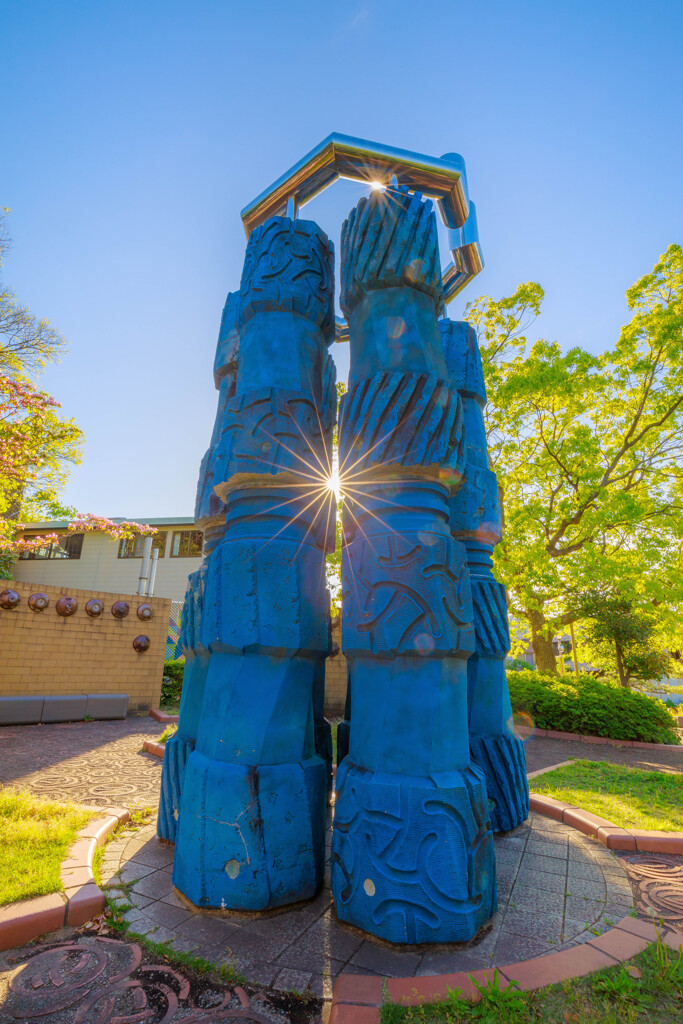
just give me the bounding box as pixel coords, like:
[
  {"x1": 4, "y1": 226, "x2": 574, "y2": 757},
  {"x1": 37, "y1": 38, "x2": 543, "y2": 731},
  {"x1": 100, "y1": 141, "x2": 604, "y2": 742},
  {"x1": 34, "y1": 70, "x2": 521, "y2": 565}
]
[
  {"x1": 157, "y1": 293, "x2": 239, "y2": 843},
  {"x1": 442, "y1": 320, "x2": 529, "y2": 832},
  {"x1": 170, "y1": 217, "x2": 336, "y2": 909},
  {"x1": 159, "y1": 135, "x2": 527, "y2": 935},
  {"x1": 330, "y1": 186, "x2": 497, "y2": 944}
]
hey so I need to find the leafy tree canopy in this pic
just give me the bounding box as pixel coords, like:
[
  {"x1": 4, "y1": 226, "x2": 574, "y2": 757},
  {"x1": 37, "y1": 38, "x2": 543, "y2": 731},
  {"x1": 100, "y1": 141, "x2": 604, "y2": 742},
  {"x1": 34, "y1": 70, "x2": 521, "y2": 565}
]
[{"x1": 465, "y1": 244, "x2": 683, "y2": 676}]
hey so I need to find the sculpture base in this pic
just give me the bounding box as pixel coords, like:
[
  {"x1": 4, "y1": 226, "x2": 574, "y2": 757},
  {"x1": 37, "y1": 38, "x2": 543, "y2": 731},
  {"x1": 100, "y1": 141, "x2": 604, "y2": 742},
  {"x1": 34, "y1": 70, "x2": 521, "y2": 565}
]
[
  {"x1": 470, "y1": 732, "x2": 530, "y2": 833},
  {"x1": 157, "y1": 734, "x2": 193, "y2": 844},
  {"x1": 331, "y1": 760, "x2": 497, "y2": 944},
  {"x1": 172, "y1": 751, "x2": 326, "y2": 910}
]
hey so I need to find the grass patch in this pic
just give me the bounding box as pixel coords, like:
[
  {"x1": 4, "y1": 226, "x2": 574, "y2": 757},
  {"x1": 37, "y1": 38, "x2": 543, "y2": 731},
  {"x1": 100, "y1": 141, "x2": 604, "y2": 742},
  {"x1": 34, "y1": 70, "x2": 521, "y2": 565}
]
[
  {"x1": 103, "y1": 893, "x2": 246, "y2": 985},
  {"x1": 531, "y1": 759, "x2": 683, "y2": 831},
  {"x1": 158, "y1": 724, "x2": 177, "y2": 744},
  {"x1": 0, "y1": 787, "x2": 92, "y2": 905},
  {"x1": 381, "y1": 933, "x2": 683, "y2": 1022}
]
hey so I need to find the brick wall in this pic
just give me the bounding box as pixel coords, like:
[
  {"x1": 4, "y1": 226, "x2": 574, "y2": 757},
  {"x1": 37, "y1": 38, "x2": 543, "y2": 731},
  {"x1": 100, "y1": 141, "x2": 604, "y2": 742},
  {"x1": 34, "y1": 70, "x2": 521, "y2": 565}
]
[
  {"x1": 0, "y1": 581, "x2": 171, "y2": 712},
  {"x1": 325, "y1": 625, "x2": 347, "y2": 716}
]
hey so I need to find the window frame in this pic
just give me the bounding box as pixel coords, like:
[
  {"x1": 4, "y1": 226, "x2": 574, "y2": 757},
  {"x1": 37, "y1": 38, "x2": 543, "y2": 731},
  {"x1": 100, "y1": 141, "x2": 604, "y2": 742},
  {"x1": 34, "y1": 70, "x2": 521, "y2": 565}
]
[
  {"x1": 19, "y1": 533, "x2": 84, "y2": 560},
  {"x1": 170, "y1": 530, "x2": 203, "y2": 558},
  {"x1": 117, "y1": 532, "x2": 167, "y2": 560}
]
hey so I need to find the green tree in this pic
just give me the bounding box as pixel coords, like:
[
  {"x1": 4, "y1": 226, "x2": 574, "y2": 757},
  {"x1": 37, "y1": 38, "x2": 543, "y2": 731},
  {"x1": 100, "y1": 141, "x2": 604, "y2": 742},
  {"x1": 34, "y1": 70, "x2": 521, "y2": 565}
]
[
  {"x1": 466, "y1": 244, "x2": 683, "y2": 675},
  {"x1": 579, "y1": 587, "x2": 672, "y2": 687}
]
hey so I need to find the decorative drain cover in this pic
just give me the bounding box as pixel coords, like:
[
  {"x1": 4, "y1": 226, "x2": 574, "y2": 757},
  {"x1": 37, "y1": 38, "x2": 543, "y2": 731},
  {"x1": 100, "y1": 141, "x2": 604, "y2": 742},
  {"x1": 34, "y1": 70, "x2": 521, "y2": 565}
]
[
  {"x1": 621, "y1": 855, "x2": 683, "y2": 922},
  {"x1": 4, "y1": 938, "x2": 279, "y2": 1023}
]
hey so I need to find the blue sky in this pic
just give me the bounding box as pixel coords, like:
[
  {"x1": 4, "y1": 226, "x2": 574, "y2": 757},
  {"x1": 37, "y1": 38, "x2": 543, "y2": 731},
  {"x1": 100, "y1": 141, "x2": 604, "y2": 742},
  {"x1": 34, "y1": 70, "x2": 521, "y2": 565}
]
[{"x1": 2, "y1": 0, "x2": 682, "y2": 518}]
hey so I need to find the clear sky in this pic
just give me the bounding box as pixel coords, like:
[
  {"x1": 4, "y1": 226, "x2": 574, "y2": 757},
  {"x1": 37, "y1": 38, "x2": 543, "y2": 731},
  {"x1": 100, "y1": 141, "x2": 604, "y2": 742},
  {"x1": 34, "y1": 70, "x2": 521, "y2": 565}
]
[{"x1": 2, "y1": 0, "x2": 682, "y2": 519}]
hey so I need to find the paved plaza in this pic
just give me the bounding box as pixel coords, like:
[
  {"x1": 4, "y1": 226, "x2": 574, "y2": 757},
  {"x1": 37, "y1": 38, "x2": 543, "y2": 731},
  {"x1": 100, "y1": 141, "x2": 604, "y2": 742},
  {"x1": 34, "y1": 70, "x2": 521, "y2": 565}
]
[
  {"x1": 0, "y1": 715, "x2": 681, "y2": 1019},
  {"x1": 102, "y1": 811, "x2": 636, "y2": 998},
  {"x1": 1, "y1": 717, "x2": 681, "y2": 811}
]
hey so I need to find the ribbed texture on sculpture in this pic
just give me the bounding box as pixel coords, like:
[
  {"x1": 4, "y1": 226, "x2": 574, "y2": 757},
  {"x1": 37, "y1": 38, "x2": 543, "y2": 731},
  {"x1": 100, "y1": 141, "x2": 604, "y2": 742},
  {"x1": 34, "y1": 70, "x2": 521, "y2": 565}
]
[
  {"x1": 330, "y1": 187, "x2": 497, "y2": 944},
  {"x1": 170, "y1": 216, "x2": 336, "y2": 909},
  {"x1": 442, "y1": 320, "x2": 529, "y2": 832}
]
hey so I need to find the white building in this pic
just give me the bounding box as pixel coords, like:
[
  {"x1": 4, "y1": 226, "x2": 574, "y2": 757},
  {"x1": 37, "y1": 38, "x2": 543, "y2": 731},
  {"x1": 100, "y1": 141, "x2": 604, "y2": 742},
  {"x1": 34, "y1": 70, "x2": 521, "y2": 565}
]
[{"x1": 12, "y1": 517, "x2": 203, "y2": 601}]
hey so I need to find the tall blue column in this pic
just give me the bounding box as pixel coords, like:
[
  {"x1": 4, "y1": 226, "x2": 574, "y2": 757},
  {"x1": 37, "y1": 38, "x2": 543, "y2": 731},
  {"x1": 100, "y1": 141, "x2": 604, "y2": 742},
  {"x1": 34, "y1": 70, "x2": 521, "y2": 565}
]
[
  {"x1": 330, "y1": 186, "x2": 496, "y2": 944},
  {"x1": 157, "y1": 292, "x2": 240, "y2": 843},
  {"x1": 441, "y1": 319, "x2": 529, "y2": 832},
  {"x1": 172, "y1": 216, "x2": 336, "y2": 910}
]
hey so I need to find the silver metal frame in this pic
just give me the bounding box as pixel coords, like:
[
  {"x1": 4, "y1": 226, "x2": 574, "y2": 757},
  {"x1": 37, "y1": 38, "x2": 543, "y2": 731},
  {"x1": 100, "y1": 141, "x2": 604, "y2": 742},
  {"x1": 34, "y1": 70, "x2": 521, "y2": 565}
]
[{"x1": 240, "y1": 133, "x2": 484, "y2": 338}]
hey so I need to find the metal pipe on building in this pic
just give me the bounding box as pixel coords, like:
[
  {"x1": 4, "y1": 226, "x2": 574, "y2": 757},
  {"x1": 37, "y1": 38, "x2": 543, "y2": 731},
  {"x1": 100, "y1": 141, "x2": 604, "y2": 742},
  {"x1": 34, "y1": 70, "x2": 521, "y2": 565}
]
[
  {"x1": 147, "y1": 547, "x2": 159, "y2": 597},
  {"x1": 138, "y1": 535, "x2": 153, "y2": 596}
]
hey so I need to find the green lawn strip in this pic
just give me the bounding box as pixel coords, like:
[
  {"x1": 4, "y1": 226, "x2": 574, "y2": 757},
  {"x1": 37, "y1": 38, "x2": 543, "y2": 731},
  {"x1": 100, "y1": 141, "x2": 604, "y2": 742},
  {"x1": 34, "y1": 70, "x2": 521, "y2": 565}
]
[
  {"x1": 380, "y1": 937, "x2": 683, "y2": 1023},
  {"x1": 531, "y1": 759, "x2": 683, "y2": 831},
  {"x1": 0, "y1": 786, "x2": 93, "y2": 905}
]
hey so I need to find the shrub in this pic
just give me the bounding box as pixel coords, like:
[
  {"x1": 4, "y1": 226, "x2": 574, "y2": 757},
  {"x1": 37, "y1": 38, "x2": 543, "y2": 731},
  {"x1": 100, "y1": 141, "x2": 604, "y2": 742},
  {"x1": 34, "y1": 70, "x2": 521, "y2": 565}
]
[
  {"x1": 161, "y1": 659, "x2": 185, "y2": 707},
  {"x1": 507, "y1": 670, "x2": 680, "y2": 744},
  {"x1": 505, "y1": 657, "x2": 535, "y2": 672}
]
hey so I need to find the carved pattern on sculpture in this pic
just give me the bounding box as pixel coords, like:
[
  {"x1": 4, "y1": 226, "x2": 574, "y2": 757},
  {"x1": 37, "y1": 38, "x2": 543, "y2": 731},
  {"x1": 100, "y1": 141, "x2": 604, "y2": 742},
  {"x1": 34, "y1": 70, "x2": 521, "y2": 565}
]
[
  {"x1": 333, "y1": 761, "x2": 495, "y2": 944},
  {"x1": 343, "y1": 533, "x2": 474, "y2": 656},
  {"x1": 214, "y1": 388, "x2": 334, "y2": 486},
  {"x1": 340, "y1": 187, "x2": 445, "y2": 315},
  {"x1": 339, "y1": 371, "x2": 465, "y2": 472},
  {"x1": 239, "y1": 219, "x2": 334, "y2": 334},
  {"x1": 470, "y1": 577, "x2": 510, "y2": 655}
]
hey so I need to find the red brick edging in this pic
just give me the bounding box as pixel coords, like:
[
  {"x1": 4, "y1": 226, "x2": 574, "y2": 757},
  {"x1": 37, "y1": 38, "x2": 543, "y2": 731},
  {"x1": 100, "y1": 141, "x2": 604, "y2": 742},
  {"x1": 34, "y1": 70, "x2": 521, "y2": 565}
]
[
  {"x1": 143, "y1": 739, "x2": 166, "y2": 759},
  {"x1": 330, "y1": 918, "x2": 683, "y2": 1022},
  {"x1": 0, "y1": 806, "x2": 130, "y2": 950},
  {"x1": 530, "y1": 793, "x2": 683, "y2": 854},
  {"x1": 149, "y1": 709, "x2": 179, "y2": 724},
  {"x1": 531, "y1": 727, "x2": 680, "y2": 750}
]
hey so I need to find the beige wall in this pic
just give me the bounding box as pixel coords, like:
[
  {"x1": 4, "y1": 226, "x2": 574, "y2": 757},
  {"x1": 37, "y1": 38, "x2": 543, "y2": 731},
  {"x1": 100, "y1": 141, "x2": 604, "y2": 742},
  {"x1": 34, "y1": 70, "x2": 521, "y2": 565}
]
[
  {"x1": 0, "y1": 580, "x2": 171, "y2": 712},
  {"x1": 325, "y1": 625, "x2": 347, "y2": 716},
  {"x1": 12, "y1": 531, "x2": 200, "y2": 601}
]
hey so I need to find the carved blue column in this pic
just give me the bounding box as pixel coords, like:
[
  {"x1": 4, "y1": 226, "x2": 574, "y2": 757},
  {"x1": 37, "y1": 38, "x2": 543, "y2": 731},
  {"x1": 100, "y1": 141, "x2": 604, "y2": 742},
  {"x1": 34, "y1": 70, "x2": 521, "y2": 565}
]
[
  {"x1": 172, "y1": 216, "x2": 336, "y2": 910},
  {"x1": 157, "y1": 293, "x2": 240, "y2": 843},
  {"x1": 330, "y1": 187, "x2": 496, "y2": 944},
  {"x1": 442, "y1": 319, "x2": 529, "y2": 832}
]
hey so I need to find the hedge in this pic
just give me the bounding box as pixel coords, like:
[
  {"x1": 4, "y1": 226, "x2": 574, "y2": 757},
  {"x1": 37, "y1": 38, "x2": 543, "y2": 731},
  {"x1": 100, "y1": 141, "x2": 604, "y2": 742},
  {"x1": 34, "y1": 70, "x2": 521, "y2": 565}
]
[
  {"x1": 507, "y1": 670, "x2": 680, "y2": 745},
  {"x1": 161, "y1": 659, "x2": 185, "y2": 707}
]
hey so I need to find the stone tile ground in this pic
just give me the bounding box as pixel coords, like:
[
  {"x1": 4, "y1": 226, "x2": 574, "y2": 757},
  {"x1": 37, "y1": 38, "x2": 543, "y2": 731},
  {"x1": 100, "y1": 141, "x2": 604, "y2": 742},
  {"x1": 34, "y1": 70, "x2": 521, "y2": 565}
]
[
  {"x1": 103, "y1": 811, "x2": 635, "y2": 998},
  {"x1": 0, "y1": 716, "x2": 681, "y2": 1007}
]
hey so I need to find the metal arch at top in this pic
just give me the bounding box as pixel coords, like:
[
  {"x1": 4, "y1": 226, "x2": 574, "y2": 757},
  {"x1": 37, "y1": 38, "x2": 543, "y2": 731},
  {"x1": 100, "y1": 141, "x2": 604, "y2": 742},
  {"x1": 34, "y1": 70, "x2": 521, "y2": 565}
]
[{"x1": 240, "y1": 133, "x2": 484, "y2": 331}]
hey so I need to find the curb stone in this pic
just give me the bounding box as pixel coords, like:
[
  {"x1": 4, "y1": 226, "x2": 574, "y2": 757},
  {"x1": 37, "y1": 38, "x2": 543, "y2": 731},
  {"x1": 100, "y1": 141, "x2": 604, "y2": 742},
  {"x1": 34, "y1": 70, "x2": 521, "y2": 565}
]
[
  {"x1": 142, "y1": 740, "x2": 165, "y2": 759},
  {"x1": 149, "y1": 709, "x2": 179, "y2": 724},
  {"x1": 529, "y1": 793, "x2": 683, "y2": 853},
  {"x1": 0, "y1": 805, "x2": 130, "y2": 950},
  {"x1": 330, "y1": 920, "x2": 683, "y2": 1021}
]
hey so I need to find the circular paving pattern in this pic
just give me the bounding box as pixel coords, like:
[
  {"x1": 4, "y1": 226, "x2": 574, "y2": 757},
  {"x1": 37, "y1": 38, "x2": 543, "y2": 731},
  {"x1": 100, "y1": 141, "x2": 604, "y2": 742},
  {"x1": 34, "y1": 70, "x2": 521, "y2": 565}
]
[{"x1": 0, "y1": 718, "x2": 161, "y2": 809}]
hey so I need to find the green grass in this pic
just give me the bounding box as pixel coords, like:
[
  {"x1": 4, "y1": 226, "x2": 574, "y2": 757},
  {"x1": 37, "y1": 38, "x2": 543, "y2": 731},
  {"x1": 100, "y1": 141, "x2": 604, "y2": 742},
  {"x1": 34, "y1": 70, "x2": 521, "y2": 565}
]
[
  {"x1": 531, "y1": 759, "x2": 683, "y2": 831},
  {"x1": 104, "y1": 893, "x2": 247, "y2": 985},
  {"x1": 0, "y1": 787, "x2": 92, "y2": 905},
  {"x1": 158, "y1": 723, "x2": 178, "y2": 744},
  {"x1": 381, "y1": 935, "x2": 683, "y2": 1022}
]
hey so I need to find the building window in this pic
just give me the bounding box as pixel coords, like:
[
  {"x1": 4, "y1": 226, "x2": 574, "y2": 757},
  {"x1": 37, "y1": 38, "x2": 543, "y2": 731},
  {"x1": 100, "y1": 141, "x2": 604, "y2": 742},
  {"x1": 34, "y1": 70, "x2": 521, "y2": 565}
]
[
  {"x1": 170, "y1": 530, "x2": 203, "y2": 558},
  {"x1": 117, "y1": 533, "x2": 167, "y2": 559},
  {"x1": 19, "y1": 534, "x2": 84, "y2": 560}
]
